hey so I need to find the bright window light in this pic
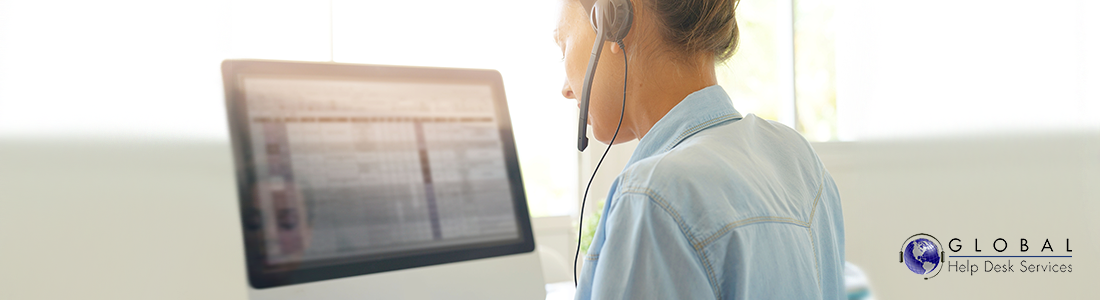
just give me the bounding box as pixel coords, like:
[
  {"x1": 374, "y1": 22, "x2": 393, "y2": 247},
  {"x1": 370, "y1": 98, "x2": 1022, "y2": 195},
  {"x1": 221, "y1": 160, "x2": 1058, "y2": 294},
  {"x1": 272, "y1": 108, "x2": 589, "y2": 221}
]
[{"x1": 0, "y1": 0, "x2": 577, "y2": 217}]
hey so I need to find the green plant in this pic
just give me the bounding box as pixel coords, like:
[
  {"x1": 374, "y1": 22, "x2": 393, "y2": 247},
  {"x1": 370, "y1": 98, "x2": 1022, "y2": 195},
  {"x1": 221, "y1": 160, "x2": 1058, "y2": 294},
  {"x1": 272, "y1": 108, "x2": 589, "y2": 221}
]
[{"x1": 578, "y1": 200, "x2": 605, "y2": 255}]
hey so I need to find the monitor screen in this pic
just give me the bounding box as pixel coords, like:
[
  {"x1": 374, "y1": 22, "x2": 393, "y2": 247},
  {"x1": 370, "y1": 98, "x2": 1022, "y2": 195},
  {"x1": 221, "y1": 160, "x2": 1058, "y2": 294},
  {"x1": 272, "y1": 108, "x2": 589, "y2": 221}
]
[{"x1": 222, "y1": 60, "x2": 535, "y2": 288}]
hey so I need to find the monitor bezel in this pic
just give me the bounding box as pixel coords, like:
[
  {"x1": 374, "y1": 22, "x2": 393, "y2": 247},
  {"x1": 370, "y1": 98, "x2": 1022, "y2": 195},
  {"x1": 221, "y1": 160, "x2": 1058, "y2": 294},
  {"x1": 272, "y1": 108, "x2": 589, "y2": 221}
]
[{"x1": 220, "y1": 59, "x2": 536, "y2": 289}]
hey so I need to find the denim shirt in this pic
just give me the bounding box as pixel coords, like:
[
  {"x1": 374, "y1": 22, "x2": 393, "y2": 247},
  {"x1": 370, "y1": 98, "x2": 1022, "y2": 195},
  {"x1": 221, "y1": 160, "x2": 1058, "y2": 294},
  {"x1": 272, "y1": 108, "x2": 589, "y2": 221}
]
[{"x1": 574, "y1": 85, "x2": 845, "y2": 300}]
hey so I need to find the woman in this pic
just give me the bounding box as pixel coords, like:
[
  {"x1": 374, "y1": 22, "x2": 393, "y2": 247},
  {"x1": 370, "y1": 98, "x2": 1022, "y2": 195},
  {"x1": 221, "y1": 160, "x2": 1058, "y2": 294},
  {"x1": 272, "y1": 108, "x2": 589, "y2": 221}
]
[{"x1": 554, "y1": 0, "x2": 845, "y2": 299}]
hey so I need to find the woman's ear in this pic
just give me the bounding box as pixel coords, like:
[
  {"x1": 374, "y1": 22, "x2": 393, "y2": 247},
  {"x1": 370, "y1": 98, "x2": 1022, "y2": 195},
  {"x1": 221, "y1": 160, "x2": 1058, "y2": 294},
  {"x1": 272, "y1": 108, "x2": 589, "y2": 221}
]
[{"x1": 608, "y1": 0, "x2": 643, "y2": 55}]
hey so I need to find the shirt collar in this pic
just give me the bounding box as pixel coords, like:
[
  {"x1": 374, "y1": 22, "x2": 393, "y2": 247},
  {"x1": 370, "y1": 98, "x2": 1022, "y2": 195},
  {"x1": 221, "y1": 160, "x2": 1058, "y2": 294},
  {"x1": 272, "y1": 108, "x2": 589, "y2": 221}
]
[{"x1": 627, "y1": 85, "x2": 742, "y2": 166}]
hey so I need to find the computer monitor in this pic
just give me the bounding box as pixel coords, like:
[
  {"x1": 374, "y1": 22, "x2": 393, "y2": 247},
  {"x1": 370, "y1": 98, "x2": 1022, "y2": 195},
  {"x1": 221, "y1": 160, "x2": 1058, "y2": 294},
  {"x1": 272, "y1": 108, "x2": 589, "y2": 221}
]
[{"x1": 221, "y1": 60, "x2": 545, "y2": 299}]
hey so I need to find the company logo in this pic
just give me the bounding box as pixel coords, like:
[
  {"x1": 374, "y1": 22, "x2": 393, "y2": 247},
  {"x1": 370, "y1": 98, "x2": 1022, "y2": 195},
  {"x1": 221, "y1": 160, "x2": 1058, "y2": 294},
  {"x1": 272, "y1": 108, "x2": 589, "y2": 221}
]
[
  {"x1": 899, "y1": 233, "x2": 944, "y2": 279},
  {"x1": 900, "y1": 234, "x2": 1075, "y2": 280}
]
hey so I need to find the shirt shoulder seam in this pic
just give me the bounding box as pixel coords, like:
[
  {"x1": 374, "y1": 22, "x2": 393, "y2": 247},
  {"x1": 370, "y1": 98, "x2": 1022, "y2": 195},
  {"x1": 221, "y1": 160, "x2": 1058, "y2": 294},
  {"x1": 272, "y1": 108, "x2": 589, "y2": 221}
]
[
  {"x1": 618, "y1": 187, "x2": 722, "y2": 300},
  {"x1": 692, "y1": 176, "x2": 825, "y2": 250},
  {"x1": 621, "y1": 169, "x2": 827, "y2": 296}
]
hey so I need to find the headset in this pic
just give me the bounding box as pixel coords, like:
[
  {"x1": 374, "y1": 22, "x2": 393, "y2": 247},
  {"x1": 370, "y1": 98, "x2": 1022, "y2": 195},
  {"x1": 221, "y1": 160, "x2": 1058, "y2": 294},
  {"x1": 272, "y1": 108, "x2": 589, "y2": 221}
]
[
  {"x1": 577, "y1": 0, "x2": 633, "y2": 152},
  {"x1": 574, "y1": 0, "x2": 633, "y2": 288}
]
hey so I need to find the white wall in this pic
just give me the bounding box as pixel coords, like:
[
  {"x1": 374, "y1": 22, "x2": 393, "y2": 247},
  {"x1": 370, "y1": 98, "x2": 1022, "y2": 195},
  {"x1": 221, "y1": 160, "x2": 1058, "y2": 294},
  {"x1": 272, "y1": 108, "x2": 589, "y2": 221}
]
[
  {"x1": 825, "y1": 2, "x2": 1100, "y2": 295},
  {"x1": 834, "y1": 0, "x2": 1100, "y2": 140},
  {"x1": 0, "y1": 139, "x2": 248, "y2": 300},
  {"x1": 815, "y1": 133, "x2": 1100, "y2": 298}
]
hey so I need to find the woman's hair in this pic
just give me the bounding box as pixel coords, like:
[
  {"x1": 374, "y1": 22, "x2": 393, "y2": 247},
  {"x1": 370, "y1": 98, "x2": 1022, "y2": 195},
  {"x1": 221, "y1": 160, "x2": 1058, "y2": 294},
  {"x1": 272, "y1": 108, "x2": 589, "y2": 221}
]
[{"x1": 646, "y1": 0, "x2": 740, "y2": 62}]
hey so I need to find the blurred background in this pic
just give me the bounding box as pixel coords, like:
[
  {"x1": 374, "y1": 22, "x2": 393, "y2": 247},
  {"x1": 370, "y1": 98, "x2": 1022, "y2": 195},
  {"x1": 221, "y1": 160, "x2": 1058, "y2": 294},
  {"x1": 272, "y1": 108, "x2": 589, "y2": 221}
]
[{"x1": 1, "y1": 0, "x2": 1098, "y2": 299}]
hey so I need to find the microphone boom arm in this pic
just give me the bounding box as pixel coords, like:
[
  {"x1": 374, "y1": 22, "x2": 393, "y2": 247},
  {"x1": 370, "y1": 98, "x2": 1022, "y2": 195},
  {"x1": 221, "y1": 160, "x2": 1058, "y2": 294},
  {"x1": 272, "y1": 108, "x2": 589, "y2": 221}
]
[{"x1": 577, "y1": 25, "x2": 606, "y2": 152}]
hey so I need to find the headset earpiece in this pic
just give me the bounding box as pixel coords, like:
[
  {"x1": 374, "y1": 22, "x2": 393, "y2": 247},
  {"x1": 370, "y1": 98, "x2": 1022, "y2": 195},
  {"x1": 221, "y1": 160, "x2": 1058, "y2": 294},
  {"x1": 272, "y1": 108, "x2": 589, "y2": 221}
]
[{"x1": 589, "y1": 0, "x2": 633, "y2": 43}]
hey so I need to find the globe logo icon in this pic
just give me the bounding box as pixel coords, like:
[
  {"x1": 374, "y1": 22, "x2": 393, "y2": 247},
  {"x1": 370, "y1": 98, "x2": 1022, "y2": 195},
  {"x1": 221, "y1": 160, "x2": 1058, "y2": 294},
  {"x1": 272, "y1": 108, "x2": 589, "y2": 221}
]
[{"x1": 903, "y1": 238, "x2": 940, "y2": 275}]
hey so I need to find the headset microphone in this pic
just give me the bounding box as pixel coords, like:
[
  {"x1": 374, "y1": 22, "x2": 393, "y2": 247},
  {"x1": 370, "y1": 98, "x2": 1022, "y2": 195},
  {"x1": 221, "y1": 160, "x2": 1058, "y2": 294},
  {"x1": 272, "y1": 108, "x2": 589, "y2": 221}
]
[
  {"x1": 574, "y1": 0, "x2": 633, "y2": 288},
  {"x1": 576, "y1": 0, "x2": 632, "y2": 152}
]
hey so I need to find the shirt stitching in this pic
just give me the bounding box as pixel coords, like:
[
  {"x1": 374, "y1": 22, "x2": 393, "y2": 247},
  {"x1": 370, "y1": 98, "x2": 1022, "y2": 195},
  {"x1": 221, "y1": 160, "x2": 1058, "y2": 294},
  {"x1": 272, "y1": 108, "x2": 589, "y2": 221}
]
[
  {"x1": 695, "y1": 173, "x2": 826, "y2": 250},
  {"x1": 664, "y1": 114, "x2": 741, "y2": 152},
  {"x1": 809, "y1": 227, "x2": 820, "y2": 290},
  {"x1": 693, "y1": 216, "x2": 808, "y2": 250},
  {"x1": 663, "y1": 114, "x2": 743, "y2": 152},
  {"x1": 619, "y1": 187, "x2": 721, "y2": 300},
  {"x1": 808, "y1": 174, "x2": 824, "y2": 225},
  {"x1": 698, "y1": 247, "x2": 720, "y2": 300},
  {"x1": 620, "y1": 188, "x2": 697, "y2": 242},
  {"x1": 809, "y1": 173, "x2": 825, "y2": 290},
  {"x1": 620, "y1": 171, "x2": 828, "y2": 298}
]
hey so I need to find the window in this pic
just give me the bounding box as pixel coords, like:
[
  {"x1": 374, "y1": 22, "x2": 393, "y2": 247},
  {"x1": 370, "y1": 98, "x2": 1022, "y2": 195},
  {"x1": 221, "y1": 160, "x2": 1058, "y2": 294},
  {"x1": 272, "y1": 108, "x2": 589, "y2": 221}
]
[
  {"x1": 717, "y1": 0, "x2": 839, "y2": 142},
  {"x1": 794, "y1": 0, "x2": 838, "y2": 141},
  {"x1": 828, "y1": 1, "x2": 1098, "y2": 140},
  {"x1": 716, "y1": 0, "x2": 791, "y2": 125}
]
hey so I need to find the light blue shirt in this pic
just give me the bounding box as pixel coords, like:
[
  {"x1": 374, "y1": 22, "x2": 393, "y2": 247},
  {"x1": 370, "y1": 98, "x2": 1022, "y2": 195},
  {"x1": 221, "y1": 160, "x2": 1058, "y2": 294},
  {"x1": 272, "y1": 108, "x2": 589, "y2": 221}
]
[{"x1": 575, "y1": 85, "x2": 845, "y2": 299}]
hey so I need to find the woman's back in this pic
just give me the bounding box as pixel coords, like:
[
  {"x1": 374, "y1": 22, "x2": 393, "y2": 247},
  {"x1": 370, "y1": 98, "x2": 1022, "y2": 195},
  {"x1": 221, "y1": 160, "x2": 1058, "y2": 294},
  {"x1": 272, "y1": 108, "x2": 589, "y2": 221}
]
[{"x1": 575, "y1": 86, "x2": 845, "y2": 299}]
